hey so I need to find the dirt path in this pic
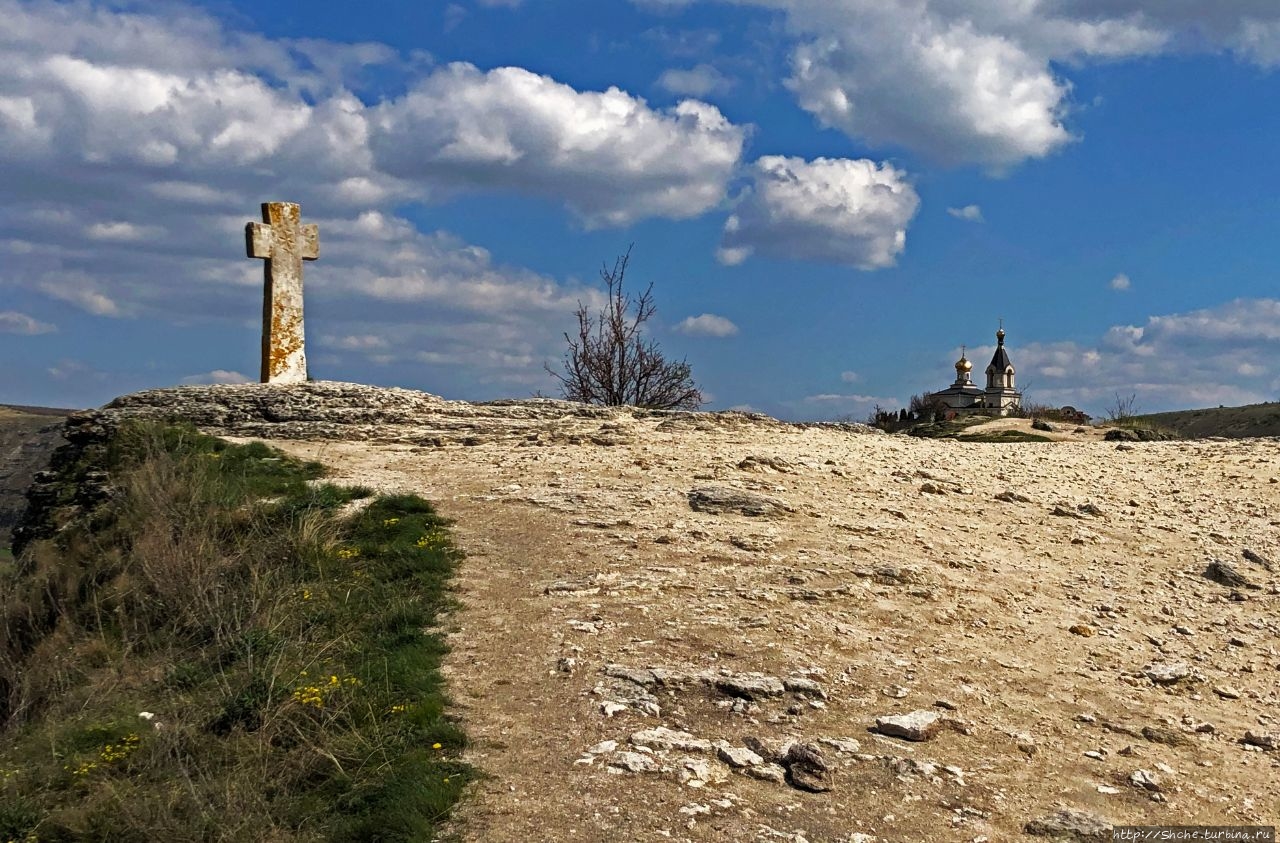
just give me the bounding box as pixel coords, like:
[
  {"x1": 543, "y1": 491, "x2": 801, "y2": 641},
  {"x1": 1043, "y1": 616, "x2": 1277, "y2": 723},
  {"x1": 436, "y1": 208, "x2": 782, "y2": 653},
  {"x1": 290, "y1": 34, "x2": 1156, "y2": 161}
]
[{"x1": 265, "y1": 421, "x2": 1280, "y2": 841}]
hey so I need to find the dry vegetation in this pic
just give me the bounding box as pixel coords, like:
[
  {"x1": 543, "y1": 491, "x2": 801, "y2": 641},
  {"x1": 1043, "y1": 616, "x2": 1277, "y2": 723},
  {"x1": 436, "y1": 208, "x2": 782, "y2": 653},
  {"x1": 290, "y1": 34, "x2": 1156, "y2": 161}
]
[{"x1": 0, "y1": 424, "x2": 470, "y2": 842}]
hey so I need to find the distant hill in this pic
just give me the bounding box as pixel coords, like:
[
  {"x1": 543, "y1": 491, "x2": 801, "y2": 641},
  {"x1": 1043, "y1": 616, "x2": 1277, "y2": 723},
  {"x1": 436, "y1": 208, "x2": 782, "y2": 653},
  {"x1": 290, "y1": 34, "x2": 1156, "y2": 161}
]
[
  {"x1": 1130, "y1": 401, "x2": 1280, "y2": 439},
  {"x1": 0, "y1": 405, "x2": 71, "y2": 555}
]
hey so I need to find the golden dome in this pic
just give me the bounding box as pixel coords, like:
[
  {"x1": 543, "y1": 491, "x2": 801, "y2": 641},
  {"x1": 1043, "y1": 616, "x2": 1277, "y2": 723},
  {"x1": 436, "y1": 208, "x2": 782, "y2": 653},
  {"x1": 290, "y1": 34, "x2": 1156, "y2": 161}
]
[{"x1": 955, "y1": 356, "x2": 972, "y2": 372}]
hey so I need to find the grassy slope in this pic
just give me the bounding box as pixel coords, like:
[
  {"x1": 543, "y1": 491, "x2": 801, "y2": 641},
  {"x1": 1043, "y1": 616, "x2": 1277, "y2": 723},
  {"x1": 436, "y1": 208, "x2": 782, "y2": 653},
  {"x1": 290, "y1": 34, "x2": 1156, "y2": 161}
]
[
  {"x1": 1130, "y1": 402, "x2": 1280, "y2": 439},
  {"x1": 0, "y1": 424, "x2": 469, "y2": 842}
]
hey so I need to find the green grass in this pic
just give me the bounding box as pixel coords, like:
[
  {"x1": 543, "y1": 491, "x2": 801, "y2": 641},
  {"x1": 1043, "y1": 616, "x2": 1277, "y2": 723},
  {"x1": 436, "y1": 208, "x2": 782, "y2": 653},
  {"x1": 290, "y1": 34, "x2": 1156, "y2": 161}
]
[{"x1": 0, "y1": 423, "x2": 470, "y2": 842}]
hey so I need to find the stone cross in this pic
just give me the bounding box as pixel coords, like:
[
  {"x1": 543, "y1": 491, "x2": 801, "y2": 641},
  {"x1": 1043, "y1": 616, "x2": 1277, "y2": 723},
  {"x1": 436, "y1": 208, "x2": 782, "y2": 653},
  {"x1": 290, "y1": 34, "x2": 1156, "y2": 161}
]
[{"x1": 245, "y1": 202, "x2": 318, "y2": 384}]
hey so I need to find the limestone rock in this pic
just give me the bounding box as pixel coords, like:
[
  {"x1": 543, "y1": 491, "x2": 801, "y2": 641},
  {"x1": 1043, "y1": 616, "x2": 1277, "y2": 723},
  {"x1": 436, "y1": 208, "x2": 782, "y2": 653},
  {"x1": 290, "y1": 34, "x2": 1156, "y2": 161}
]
[
  {"x1": 1242, "y1": 547, "x2": 1275, "y2": 572},
  {"x1": 609, "y1": 751, "x2": 660, "y2": 774},
  {"x1": 688, "y1": 486, "x2": 793, "y2": 517},
  {"x1": 631, "y1": 727, "x2": 712, "y2": 753},
  {"x1": 715, "y1": 673, "x2": 786, "y2": 700},
  {"x1": 873, "y1": 710, "x2": 941, "y2": 742},
  {"x1": 784, "y1": 742, "x2": 832, "y2": 793},
  {"x1": 1129, "y1": 769, "x2": 1162, "y2": 792},
  {"x1": 1143, "y1": 663, "x2": 1191, "y2": 685},
  {"x1": 745, "y1": 762, "x2": 787, "y2": 784},
  {"x1": 716, "y1": 744, "x2": 764, "y2": 769},
  {"x1": 1025, "y1": 807, "x2": 1112, "y2": 841},
  {"x1": 783, "y1": 677, "x2": 827, "y2": 698},
  {"x1": 1204, "y1": 559, "x2": 1259, "y2": 589},
  {"x1": 1243, "y1": 731, "x2": 1278, "y2": 750}
]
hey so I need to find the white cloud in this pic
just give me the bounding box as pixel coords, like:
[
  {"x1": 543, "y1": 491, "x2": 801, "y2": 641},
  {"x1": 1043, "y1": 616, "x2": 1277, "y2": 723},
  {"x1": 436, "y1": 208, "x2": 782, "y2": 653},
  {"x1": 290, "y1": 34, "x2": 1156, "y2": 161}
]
[
  {"x1": 0, "y1": 2, "x2": 750, "y2": 397},
  {"x1": 370, "y1": 63, "x2": 745, "y2": 226},
  {"x1": 675, "y1": 313, "x2": 739, "y2": 337},
  {"x1": 719, "y1": 156, "x2": 919, "y2": 268},
  {"x1": 725, "y1": 0, "x2": 1280, "y2": 168},
  {"x1": 947, "y1": 204, "x2": 984, "y2": 222},
  {"x1": 181, "y1": 369, "x2": 251, "y2": 385},
  {"x1": 840, "y1": 370, "x2": 859, "y2": 383},
  {"x1": 657, "y1": 64, "x2": 733, "y2": 96},
  {"x1": 1109, "y1": 272, "x2": 1131, "y2": 291},
  {"x1": 37, "y1": 275, "x2": 122, "y2": 317},
  {"x1": 996, "y1": 298, "x2": 1280, "y2": 414},
  {"x1": 0, "y1": 311, "x2": 56, "y2": 334}
]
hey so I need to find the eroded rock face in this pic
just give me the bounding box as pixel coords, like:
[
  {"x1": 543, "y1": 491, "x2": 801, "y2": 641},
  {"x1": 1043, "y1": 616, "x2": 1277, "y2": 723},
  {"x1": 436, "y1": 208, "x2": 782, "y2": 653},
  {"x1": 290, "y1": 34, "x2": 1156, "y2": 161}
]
[{"x1": 87, "y1": 381, "x2": 847, "y2": 447}]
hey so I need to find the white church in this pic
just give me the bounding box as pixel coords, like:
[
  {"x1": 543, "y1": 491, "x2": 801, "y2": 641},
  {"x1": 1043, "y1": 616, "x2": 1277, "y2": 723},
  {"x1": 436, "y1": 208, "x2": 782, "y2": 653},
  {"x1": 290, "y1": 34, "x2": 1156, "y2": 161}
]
[{"x1": 927, "y1": 325, "x2": 1022, "y2": 416}]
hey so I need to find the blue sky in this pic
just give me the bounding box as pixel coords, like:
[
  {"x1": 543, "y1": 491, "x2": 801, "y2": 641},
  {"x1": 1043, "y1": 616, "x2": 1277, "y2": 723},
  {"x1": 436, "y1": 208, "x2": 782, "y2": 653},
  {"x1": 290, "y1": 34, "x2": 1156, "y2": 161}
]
[{"x1": 2, "y1": 1, "x2": 1279, "y2": 418}]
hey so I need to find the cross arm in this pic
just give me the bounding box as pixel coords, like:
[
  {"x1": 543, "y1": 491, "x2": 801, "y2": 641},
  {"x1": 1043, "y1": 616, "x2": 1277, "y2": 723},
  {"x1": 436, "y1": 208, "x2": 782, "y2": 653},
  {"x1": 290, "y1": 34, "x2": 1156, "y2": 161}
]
[
  {"x1": 300, "y1": 223, "x2": 319, "y2": 261},
  {"x1": 246, "y1": 222, "x2": 272, "y2": 259}
]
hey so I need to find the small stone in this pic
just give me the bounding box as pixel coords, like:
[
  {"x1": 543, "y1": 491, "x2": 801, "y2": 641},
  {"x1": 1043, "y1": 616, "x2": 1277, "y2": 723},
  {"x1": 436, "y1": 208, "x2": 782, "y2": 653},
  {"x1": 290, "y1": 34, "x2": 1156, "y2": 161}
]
[
  {"x1": 746, "y1": 762, "x2": 787, "y2": 784},
  {"x1": 995, "y1": 490, "x2": 1033, "y2": 503},
  {"x1": 882, "y1": 685, "x2": 908, "y2": 699},
  {"x1": 1143, "y1": 662, "x2": 1190, "y2": 685},
  {"x1": 1097, "y1": 785, "x2": 1120, "y2": 795},
  {"x1": 1141, "y1": 725, "x2": 1190, "y2": 747},
  {"x1": 1173, "y1": 625, "x2": 1194, "y2": 636},
  {"x1": 920, "y1": 482, "x2": 946, "y2": 495},
  {"x1": 586, "y1": 740, "x2": 618, "y2": 755},
  {"x1": 1083, "y1": 750, "x2": 1105, "y2": 761},
  {"x1": 874, "y1": 710, "x2": 941, "y2": 742},
  {"x1": 601, "y1": 702, "x2": 628, "y2": 717},
  {"x1": 1243, "y1": 731, "x2": 1278, "y2": 750},
  {"x1": 935, "y1": 698, "x2": 958, "y2": 711},
  {"x1": 1069, "y1": 624, "x2": 1095, "y2": 637},
  {"x1": 717, "y1": 745, "x2": 765, "y2": 769},
  {"x1": 556, "y1": 657, "x2": 578, "y2": 674},
  {"x1": 1129, "y1": 769, "x2": 1162, "y2": 792},
  {"x1": 1025, "y1": 808, "x2": 1113, "y2": 841},
  {"x1": 1213, "y1": 685, "x2": 1242, "y2": 700}
]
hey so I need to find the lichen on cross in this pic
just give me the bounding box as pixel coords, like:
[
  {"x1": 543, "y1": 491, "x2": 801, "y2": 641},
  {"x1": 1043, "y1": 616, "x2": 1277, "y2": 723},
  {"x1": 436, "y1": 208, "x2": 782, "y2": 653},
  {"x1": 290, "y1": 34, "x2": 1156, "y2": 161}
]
[{"x1": 246, "y1": 202, "x2": 319, "y2": 384}]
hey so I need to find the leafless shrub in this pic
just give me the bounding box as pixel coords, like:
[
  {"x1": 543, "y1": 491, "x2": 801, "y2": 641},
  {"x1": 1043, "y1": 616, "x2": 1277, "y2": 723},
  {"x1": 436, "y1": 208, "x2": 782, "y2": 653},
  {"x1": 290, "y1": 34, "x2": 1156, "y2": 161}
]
[{"x1": 547, "y1": 247, "x2": 703, "y2": 410}]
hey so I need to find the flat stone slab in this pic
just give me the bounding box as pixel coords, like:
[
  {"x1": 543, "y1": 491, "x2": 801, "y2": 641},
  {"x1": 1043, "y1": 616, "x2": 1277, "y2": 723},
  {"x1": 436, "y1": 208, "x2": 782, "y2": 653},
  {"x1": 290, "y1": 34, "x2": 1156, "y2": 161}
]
[
  {"x1": 630, "y1": 727, "x2": 711, "y2": 753},
  {"x1": 688, "y1": 486, "x2": 793, "y2": 517},
  {"x1": 873, "y1": 710, "x2": 941, "y2": 742},
  {"x1": 1024, "y1": 807, "x2": 1112, "y2": 841}
]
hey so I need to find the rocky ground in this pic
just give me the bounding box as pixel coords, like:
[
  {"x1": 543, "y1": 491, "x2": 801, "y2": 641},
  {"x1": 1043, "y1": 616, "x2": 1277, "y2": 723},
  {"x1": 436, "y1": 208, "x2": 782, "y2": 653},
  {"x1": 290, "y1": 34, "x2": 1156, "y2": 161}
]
[{"x1": 82, "y1": 384, "x2": 1280, "y2": 839}]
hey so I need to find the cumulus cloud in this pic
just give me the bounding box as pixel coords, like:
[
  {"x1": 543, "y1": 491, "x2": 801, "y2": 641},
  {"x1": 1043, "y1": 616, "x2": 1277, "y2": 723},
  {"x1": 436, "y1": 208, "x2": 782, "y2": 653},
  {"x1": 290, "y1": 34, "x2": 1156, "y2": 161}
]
[
  {"x1": 840, "y1": 370, "x2": 859, "y2": 383},
  {"x1": 657, "y1": 64, "x2": 733, "y2": 96},
  {"x1": 947, "y1": 205, "x2": 984, "y2": 222},
  {"x1": 675, "y1": 313, "x2": 739, "y2": 337},
  {"x1": 1109, "y1": 272, "x2": 1131, "y2": 291},
  {"x1": 370, "y1": 63, "x2": 745, "y2": 226},
  {"x1": 0, "y1": 1, "x2": 752, "y2": 398},
  {"x1": 0, "y1": 311, "x2": 56, "y2": 334},
  {"x1": 998, "y1": 298, "x2": 1280, "y2": 413},
  {"x1": 703, "y1": 0, "x2": 1280, "y2": 168},
  {"x1": 719, "y1": 156, "x2": 919, "y2": 268}
]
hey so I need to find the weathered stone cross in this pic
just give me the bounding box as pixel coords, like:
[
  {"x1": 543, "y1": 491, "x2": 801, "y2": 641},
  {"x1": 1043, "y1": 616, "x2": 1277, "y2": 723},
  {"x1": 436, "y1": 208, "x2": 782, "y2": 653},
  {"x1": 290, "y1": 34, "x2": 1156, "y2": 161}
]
[{"x1": 245, "y1": 202, "x2": 318, "y2": 384}]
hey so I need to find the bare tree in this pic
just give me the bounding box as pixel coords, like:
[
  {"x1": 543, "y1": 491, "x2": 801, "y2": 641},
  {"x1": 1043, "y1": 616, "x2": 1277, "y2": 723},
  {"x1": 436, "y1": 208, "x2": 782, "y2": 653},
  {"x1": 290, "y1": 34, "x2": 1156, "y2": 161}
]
[{"x1": 546, "y1": 247, "x2": 703, "y2": 410}]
